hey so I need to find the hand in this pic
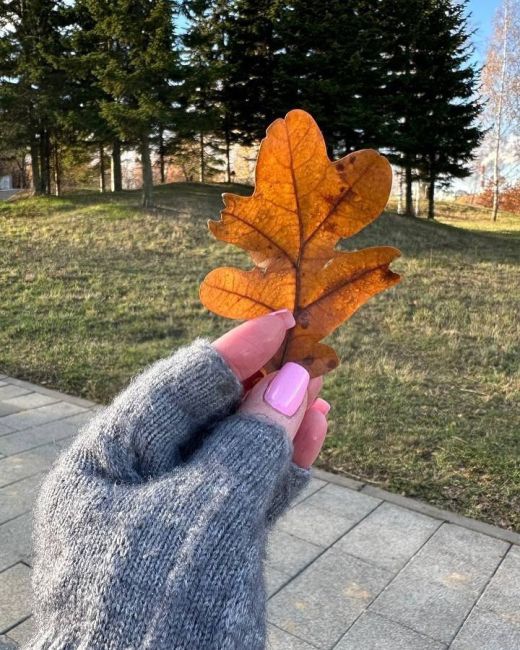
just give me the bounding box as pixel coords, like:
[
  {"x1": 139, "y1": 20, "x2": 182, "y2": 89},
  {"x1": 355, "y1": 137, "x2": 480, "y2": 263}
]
[
  {"x1": 30, "y1": 313, "x2": 330, "y2": 649},
  {"x1": 214, "y1": 309, "x2": 329, "y2": 469}
]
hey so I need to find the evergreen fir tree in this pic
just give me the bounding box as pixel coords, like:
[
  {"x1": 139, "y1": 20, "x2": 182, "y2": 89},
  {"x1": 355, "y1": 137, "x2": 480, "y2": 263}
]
[
  {"x1": 221, "y1": 0, "x2": 282, "y2": 144},
  {"x1": 77, "y1": 0, "x2": 181, "y2": 207},
  {"x1": 380, "y1": 0, "x2": 483, "y2": 218},
  {"x1": 275, "y1": 0, "x2": 388, "y2": 156},
  {"x1": 0, "y1": 0, "x2": 71, "y2": 194}
]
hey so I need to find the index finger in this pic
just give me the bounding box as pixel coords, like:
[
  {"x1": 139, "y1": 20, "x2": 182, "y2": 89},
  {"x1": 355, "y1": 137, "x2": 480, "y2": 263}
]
[{"x1": 213, "y1": 310, "x2": 295, "y2": 381}]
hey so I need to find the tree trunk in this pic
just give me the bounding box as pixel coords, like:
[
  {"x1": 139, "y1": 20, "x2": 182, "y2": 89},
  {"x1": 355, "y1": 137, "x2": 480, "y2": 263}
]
[
  {"x1": 30, "y1": 137, "x2": 41, "y2": 195},
  {"x1": 159, "y1": 129, "x2": 166, "y2": 184},
  {"x1": 53, "y1": 143, "x2": 61, "y2": 196},
  {"x1": 427, "y1": 177, "x2": 435, "y2": 219},
  {"x1": 415, "y1": 181, "x2": 421, "y2": 217},
  {"x1": 492, "y1": 0, "x2": 509, "y2": 222},
  {"x1": 225, "y1": 127, "x2": 231, "y2": 183},
  {"x1": 405, "y1": 163, "x2": 414, "y2": 217},
  {"x1": 140, "y1": 134, "x2": 154, "y2": 209},
  {"x1": 99, "y1": 144, "x2": 106, "y2": 193},
  {"x1": 199, "y1": 132, "x2": 205, "y2": 183},
  {"x1": 45, "y1": 133, "x2": 52, "y2": 195},
  {"x1": 38, "y1": 131, "x2": 47, "y2": 194},
  {"x1": 111, "y1": 140, "x2": 123, "y2": 192}
]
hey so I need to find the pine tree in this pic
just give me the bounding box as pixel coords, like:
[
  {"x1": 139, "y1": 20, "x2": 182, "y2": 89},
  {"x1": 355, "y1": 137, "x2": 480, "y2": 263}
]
[
  {"x1": 220, "y1": 0, "x2": 282, "y2": 144},
  {"x1": 275, "y1": 0, "x2": 388, "y2": 156},
  {"x1": 414, "y1": 0, "x2": 483, "y2": 219},
  {"x1": 380, "y1": 0, "x2": 483, "y2": 218},
  {"x1": 77, "y1": 0, "x2": 181, "y2": 207},
  {"x1": 0, "y1": 0, "x2": 70, "y2": 194},
  {"x1": 179, "y1": 0, "x2": 223, "y2": 183}
]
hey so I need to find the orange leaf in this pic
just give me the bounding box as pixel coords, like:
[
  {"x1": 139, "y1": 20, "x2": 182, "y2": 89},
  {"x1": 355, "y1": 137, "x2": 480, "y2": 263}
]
[{"x1": 200, "y1": 109, "x2": 401, "y2": 377}]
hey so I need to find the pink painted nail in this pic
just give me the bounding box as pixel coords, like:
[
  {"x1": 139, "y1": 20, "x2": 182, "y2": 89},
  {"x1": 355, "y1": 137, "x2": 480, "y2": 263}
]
[
  {"x1": 264, "y1": 309, "x2": 296, "y2": 328},
  {"x1": 312, "y1": 398, "x2": 331, "y2": 415},
  {"x1": 264, "y1": 362, "x2": 310, "y2": 417}
]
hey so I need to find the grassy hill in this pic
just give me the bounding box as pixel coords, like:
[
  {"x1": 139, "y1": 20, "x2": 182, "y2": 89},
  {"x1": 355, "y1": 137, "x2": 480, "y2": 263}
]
[{"x1": 1, "y1": 184, "x2": 519, "y2": 529}]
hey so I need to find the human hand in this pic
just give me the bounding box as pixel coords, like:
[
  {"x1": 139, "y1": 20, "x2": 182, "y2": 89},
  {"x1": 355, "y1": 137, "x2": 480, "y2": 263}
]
[
  {"x1": 29, "y1": 312, "x2": 329, "y2": 649},
  {"x1": 214, "y1": 308, "x2": 329, "y2": 469}
]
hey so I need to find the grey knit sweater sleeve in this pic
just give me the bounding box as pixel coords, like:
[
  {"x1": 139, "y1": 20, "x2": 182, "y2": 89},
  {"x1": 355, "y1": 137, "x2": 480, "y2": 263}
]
[{"x1": 28, "y1": 339, "x2": 310, "y2": 650}]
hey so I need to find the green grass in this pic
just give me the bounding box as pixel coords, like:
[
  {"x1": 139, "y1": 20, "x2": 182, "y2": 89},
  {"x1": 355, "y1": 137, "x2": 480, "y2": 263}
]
[
  {"x1": 435, "y1": 200, "x2": 520, "y2": 239},
  {"x1": 1, "y1": 185, "x2": 519, "y2": 530}
]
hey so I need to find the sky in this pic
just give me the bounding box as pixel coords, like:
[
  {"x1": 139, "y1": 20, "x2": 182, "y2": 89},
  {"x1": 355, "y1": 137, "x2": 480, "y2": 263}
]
[{"x1": 467, "y1": 0, "x2": 501, "y2": 65}]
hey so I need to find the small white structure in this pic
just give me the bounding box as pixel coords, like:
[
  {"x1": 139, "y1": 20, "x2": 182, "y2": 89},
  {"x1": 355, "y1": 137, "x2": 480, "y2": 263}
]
[{"x1": 0, "y1": 175, "x2": 12, "y2": 190}]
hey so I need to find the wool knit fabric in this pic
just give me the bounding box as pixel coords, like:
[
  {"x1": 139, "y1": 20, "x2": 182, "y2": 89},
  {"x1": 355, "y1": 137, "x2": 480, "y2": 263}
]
[{"x1": 27, "y1": 338, "x2": 311, "y2": 650}]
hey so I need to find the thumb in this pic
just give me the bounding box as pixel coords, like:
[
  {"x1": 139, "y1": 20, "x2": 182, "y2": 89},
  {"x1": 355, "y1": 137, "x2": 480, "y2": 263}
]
[{"x1": 239, "y1": 362, "x2": 310, "y2": 440}]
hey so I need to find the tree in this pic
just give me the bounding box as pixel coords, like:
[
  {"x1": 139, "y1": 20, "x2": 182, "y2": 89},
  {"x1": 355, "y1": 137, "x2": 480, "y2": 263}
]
[
  {"x1": 0, "y1": 0, "x2": 71, "y2": 195},
  {"x1": 482, "y1": 0, "x2": 520, "y2": 220},
  {"x1": 411, "y1": 0, "x2": 483, "y2": 219},
  {"x1": 275, "y1": 0, "x2": 388, "y2": 156},
  {"x1": 220, "y1": 0, "x2": 282, "y2": 145},
  {"x1": 180, "y1": 0, "x2": 224, "y2": 183},
  {"x1": 78, "y1": 0, "x2": 181, "y2": 207},
  {"x1": 381, "y1": 0, "x2": 482, "y2": 218}
]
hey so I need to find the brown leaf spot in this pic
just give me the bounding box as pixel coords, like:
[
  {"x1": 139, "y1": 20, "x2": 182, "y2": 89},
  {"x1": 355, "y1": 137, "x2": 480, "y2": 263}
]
[{"x1": 298, "y1": 310, "x2": 311, "y2": 329}]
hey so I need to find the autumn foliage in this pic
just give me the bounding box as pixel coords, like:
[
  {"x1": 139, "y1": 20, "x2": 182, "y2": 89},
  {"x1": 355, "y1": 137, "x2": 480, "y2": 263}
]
[
  {"x1": 200, "y1": 110, "x2": 400, "y2": 377},
  {"x1": 468, "y1": 183, "x2": 520, "y2": 215}
]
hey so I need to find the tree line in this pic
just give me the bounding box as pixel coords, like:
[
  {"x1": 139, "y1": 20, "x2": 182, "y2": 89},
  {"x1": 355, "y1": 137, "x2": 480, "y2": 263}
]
[{"x1": 0, "y1": 0, "x2": 483, "y2": 217}]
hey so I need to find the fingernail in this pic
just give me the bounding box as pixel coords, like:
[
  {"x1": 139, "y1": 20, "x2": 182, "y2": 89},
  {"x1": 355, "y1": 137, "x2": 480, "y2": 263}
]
[
  {"x1": 312, "y1": 398, "x2": 331, "y2": 415},
  {"x1": 264, "y1": 362, "x2": 310, "y2": 416},
  {"x1": 263, "y1": 309, "x2": 296, "y2": 329}
]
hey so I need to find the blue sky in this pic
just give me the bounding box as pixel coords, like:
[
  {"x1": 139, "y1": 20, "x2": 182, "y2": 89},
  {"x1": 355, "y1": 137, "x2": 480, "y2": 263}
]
[{"x1": 467, "y1": 0, "x2": 500, "y2": 65}]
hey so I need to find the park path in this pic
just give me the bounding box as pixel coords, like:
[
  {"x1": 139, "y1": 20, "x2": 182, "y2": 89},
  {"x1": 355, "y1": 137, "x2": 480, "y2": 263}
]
[
  {"x1": 0, "y1": 191, "x2": 20, "y2": 201},
  {"x1": 0, "y1": 373, "x2": 519, "y2": 649}
]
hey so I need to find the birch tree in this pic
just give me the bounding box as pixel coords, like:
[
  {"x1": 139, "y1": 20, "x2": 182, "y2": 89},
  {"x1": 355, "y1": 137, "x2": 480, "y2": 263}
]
[{"x1": 482, "y1": 0, "x2": 520, "y2": 220}]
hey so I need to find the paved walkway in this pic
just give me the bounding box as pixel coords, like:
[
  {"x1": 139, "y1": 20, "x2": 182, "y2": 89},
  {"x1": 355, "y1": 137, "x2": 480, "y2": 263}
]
[
  {"x1": 0, "y1": 374, "x2": 519, "y2": 649},
  {"x1": 0, "y1": 191, "x2": 21, "y2": 201}
]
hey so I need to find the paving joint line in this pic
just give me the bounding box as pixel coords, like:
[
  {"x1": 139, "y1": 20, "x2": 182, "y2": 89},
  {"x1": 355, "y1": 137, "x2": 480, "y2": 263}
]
[
  {"x1": 269, "y1": 621, "x2": 321, "y2": 649},
  {"x1": 360, "y1": 519, "x2": 445, "y2": 641},
  {"x1": 333, "y1": 609, "x2": 448, "y2": 649},
  {"x1": 0, "y1": 560, "x2": 28, "y2": 576},
  {"x1": 0, "y1": 433, "x2": 76, "y2": 459},
  {"x1": 446, "y1": 541, "x2": 512, "y2": 648},
  {"x1": 1, "y1": 613, "x2": 32, "y2": 637},
  {"x1": 0, "y1": 468, "x2": 50, "y2": 492},
  {"x1": 0, "y1": 510, "x2": 32, "y2": 529},
  {"x1": 0, "y1": 409, "x2": 95, "y2": 436},
  {"x1": 267, "y1": 498, "x2": 383, "y2": 608},
  {"x1": 1, "y1": 377, "x2": 96, "y2": 408}
]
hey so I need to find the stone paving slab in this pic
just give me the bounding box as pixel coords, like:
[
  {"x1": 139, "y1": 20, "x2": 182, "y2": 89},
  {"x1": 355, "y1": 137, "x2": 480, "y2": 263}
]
[
  {"x1": 334, "y1": 503, "x2": 441, "y2": 572},
  {"x1": 0, "y1": 401, "x2": 87, "y2": 432},
  {"x1": 267, "y1": 624, "x2": 316, "y2": 649},
  {"x1": 334, "y1": 612, "x2": 447, "y2": 650},
  {"x1": 0, "y1": 474, "x2": 43, "y2": 523},
  {"x1": 0, "y1": 564, "x2": 31, "y2": 633},
  {"x1": 0, "y1": 515, "x2": 32, "y2": 573},
  {"x1": 0, "y1": 373, "x2": 519, "y2": 648},
  {"x1": 268, "y1": 548, "x2": 393, "y2": 649},
  {"x1": 449, "y1": 607, "x2": 520, "y2": 650}
]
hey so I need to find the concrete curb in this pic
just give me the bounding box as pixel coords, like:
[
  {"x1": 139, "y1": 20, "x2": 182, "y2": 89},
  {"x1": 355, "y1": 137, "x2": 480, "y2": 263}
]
[
  {"x1": 1, "y1": 376, "x2": 96, "y2": 409},
  {"x1": 313, "y1": 467, "x2": 520, "y2": 547},
  {"x1": 3, "y1": 373, "x2": 519, "y2": 548}
]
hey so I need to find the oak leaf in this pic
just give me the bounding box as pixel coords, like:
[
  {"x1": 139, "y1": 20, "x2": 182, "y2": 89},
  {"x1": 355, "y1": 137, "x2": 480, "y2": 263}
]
[{"x1": 200, "y1": 109, "x2": 401, "y2": 377}]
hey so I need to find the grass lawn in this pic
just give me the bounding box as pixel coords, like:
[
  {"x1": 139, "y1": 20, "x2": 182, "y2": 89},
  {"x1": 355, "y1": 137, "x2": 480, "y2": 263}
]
[{"x1": 1, "y1": 185, "x2": 519, "y2": 530}]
